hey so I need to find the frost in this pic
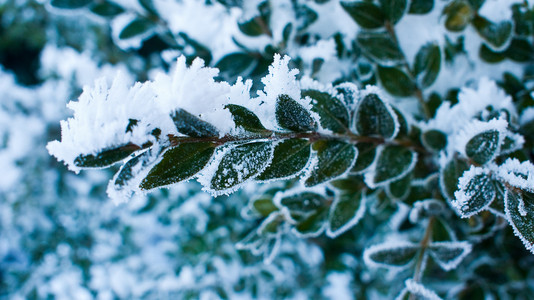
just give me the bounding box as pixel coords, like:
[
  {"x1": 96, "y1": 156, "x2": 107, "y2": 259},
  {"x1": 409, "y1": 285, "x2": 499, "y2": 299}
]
[
  {"x1": 397, "y1": 279, "x2": 442, "y2": 300},
  {"x1": 495, "y1": 158, "x2": 534, "y2": 192},
  {"x1": 363, "y1": 240, "x2": 420, "y2": 269},
  {"x1": 47, "y1": 72, "x2": 162, "y2": 172}
]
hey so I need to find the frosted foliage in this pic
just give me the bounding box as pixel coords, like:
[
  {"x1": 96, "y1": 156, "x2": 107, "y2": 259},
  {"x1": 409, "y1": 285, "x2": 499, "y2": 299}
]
[
  {"x1": 47, "y1": 73, "x2": 161, "y2": 172},
  {"x1": 452, "y1": 118, "x2": 507, "y2": 161},
  {"x1": 505, "y1": 190, "x2": 534, "y2": 254},
  {"x1": 428, "y1": 241, "x2": 472, "y2": 271},
  {"x1": 427, "y1": 78, "x2": 514, "y2": 135},
  {"x1": 363, "y1": 241, "x2": 419, "y2": 269},
  {"x1": 496, "y1": 158, "x2": 534, "y2": 192},
  {"x1": 399, "y1": 279, "x2": 442, "y2": 300},
  {"x1": 453, "y1": 166, "x2": 495, "y2": 218}
]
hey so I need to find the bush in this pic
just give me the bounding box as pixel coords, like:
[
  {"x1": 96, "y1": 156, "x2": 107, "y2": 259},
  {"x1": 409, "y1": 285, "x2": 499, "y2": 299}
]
[{"x1": 3, "y1": 0, "x2": 534, "y2": 298}]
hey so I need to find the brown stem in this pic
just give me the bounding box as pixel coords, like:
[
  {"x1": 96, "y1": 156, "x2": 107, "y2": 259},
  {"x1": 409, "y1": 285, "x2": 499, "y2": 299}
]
[{"x1": 410, "y1": 216, "x2": 435, "y2": 300}]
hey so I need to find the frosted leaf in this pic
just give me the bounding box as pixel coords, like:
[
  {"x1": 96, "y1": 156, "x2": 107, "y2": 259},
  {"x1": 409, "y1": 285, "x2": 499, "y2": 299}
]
[
  {"x1": 504, "y1": 189, "x2": 534, "y2": 254},
  {"x1": 439, "y1": 155, "x2": 469, "y2": 201},
  {"x1": 499, "y1": 131, "x2": 525, "y2": 155},
  {"x1": 409, "y1": 199, "x2": 446, "y2": 223},
  {"x1": 304, "y1": 140, "x2": 357, "y2": 187},
  {"x1": 495, "y1": 158, "x2": 534, "y2": 192},
  {"x1": 396, "y1": 279, "x2": 442, "y2": 300},
  {"x1": 326, "y1": 191, "x2": 366, "y2": 238},
  {"x1": 256, "y1": 139, "x2": 311, "y2": 181},
  {"x1": 47, "y1": 72, "x2": 161, "y2": 172},
  {"x1": 363, "y1": 241, "x2": 420, "y2": 269},
  {"x1": 365, "y1": 145, "x2": 417, "y2": 188},
  {"x1": 452, "y1": 118, "x2": 507, "y2": 165},
  {"x1": 205, "y1": 142, "x2": 275, "y2": 195},
  {"x1": 355, "y1": 88, "x2": 399, "y2": 139},
  {"x1": 452, "y1": 166, "x2": 496, "y2": 218},
  {"x1": 428, "y1": 241, "x2": 472, "y2": 271}
]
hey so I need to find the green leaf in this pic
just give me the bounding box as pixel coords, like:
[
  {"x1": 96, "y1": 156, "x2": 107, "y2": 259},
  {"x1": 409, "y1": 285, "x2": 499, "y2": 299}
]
[
  {"x1": 479, "y1": 44, "x2": 506, "y2": 63},
  {"x1": 443, "y1": 1, "x2": 474, "y2": 32},
  {"x1": 453, "y1": 170, "x2": 496, "y2": 217},
  {"x1": 351, "y1": 142, "x2": 377, "y2": 173},
  {"x1": 305, "y1": 140, "x2": 357, "y2": 187},
  {"x1": 138, "y1": 0, "x2": 158, "y2": 15},
  {"x1": 256, "y1": 139, "x2": 311, "y2": 181},
  {"x1": 280, "y1": 192, "x2": 327, "y2": 224},
  {"x1": 467, "y1": 0, "x2": 485, "y2": 10},
  {"x1": 356, "y1": 31, "x2": 404, "y2": 66},
  {"x1": 386, "y1": 173, "x2": 412, "y2": 200},
  {"x1": 428, "y1": 241, "x2": 472, "y2": 271},
  {"x1": 225, "y1": 104, "x2": 266, "y2": 133},
  {"x1": 276, "y1": 94, "x2": 317, "y2": 132},
  {"x1": 294, "y1": 207, "x2": 328, "y2": 237},
  {"x1": 238, "y1": 17, "x2": 265, "y2": 36},
  {"x1": 379, "y1": 0, "x2": 407, "y2": 24},
  {"x1": 172, "y1": 109, "x2": 219, "y2": 138},
  {"x1": 258, "y1": 212, "x2": 284, "y2": 236},
  {"x1": 119, "y1": 18, "x2": 154, "y2": 39},
  {"x1": 302, "y1": 89, "x2": 349, "y2": 133},
  {"x1": 113, "y1": 148, "x2": 155, "y2": 188},
  {"x1": 210, "y1": 142, "x2": 273, "y2": 191},
  {"x1": 89, "y1": 1, "x2": 125, "y2": 17},
  {"x1": 504, "y1": 38, "x2": 534, "y2": 62},
  {"x1": 216, "y1": 53, "x2": 256, "y2": 79},
  {"x1": 465, "y1": 130, "x2": 501, "y2": 165},
  {"x1": 327, "y1": 191, "x2": 366, "y2": 238},
  {"x1": 364, "y1": 242, "x2": 420, "y2": 268},
  {"x1": 74, "y1": 143, "x2": 141, "y2": 168},
  {"x1": 422, "y1": 129, "x2": 447, "y2": 152},
  {"x1": 440, "y1": 157, "x2": 469, "y2": 201},
  {"x1": 408, "y1": 0, "x2": 433, "y2": 14},
  {"x1": 340, "y1": 1, "x2": 385, "y2": 29},
  {"x1": 252, "y1": 198, "x2": 278, "y2": 218},
  {"x1": 377, "y1": 66, "x2": 416, "y2": 97},
  {"x1": 473, "y1": 16, "x2": 513, "y2": 51},
  {"x1": 413, "y1": 43, "x2": 441, "y2": 88},
  {"x1": 355, "y1": 93, "x2": 398, "y2": 138},
  {"x1": 368, "y1": 145, "x2": 416, "y2": 187},
  {"x1": 391, "y1": 106, "x2": 409, "y2": 136},
  {"x1": 505, "y1": 190, "x2": 534, "y2": 254},
  {"x1": 50, "y1": 0, "x2": 92, "y2": 9},
  {"x1": 140, "y1": 142, "x2": 216, "y2": 190}
]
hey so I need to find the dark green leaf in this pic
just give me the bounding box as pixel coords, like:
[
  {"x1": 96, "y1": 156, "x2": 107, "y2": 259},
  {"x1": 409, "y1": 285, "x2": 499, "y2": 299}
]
[
  {"x1": 479, "y1": 44, "x2": 506, "y2": 63},
  {"x1": 89, "y1": 1, "x2": 125, "y2": 17},
  {"x1": 256, "y1": 139, "x2": 311, "y2": 181},
  {"x1": 302, "y1": 89, "x2": 349, "y2": 133},
  {"x1": 377, "y1": 66, "x2": 416, "y2": 97},
  {"x1": 504, "y1": 38, "x2": 534, "y2": 62},
  {"x1": 216, "y1": 53, "x2": 256, "y2": 79},
  {"x1": 330, "y1": 176, "x2": 365, "y2": 193},
  {"x1": 370, "y1": 145, "x2": 416, "y2": 186},
  {"x1": 355, "y1": 93, "x2": 398, "y2": 138},
  {"x1": 294, "y1": 208, "x2": 328, "y2": 237},
  {"x1": 467, "y1": 0, "x2": 485, "y2": 10},
  {"x1": 225, "y1": 104, "x2": 266, "y2": 133},
  {"x1": 351, "y1": 142, "x2": 377, "y2": 173},
  {"x1": 280, "y1": 192, "x2": 327, "y2": 215},
  {"x1": 276, "y1": 94, "x2": 317, "y2": 132},
  {"x1": 327, "y1": 191, "x2": 366, "y2": 238},
  {"x1": 408, "y1": 0, "x2": 433, "y2": 14},
  {"x1": 50, "y1": 0, "x2": 91, "y2": 9},
  {"x1": 387, "y1": 173, "x2": 411, "y2": 200},
  {"x1": 443, "y1": 1, "x2": 474, "y2": 32},
  {"x1": 453, "y1": 170, "x2": 495, "y2": 217},
  {"x1": 119, "y1": 18, "x2": 154, "y2": 39},
  {"x1": 140, "y1": 142, "x2": 216, "y2": 190},
  {"x1": 139, "y1": 0, "x2": 158, "y2": 15},
  {"x1": 282, "y1": 23, "x2": 293, "y2": 43},
  {"x1": 413, "y1": 43, "x2": 441, "y2": 88},
  {"x1": 379, "y1": 0, "x2": 407, "y2": 24},
  {"x1": 473, "y1": 16, "x2": 513, "y2": 51},
  {"x1": 210, "y1": 142, "x2": 273, "y2": 191},
  {"x1": 505, "y1": 190, "x2": 534, "y2": 254},
  {"x1": 422, "y1": 129, "x2": 447, "y2": 152},
  {"x1": 74, "y1": 143, "x2": 141, "y2": 168},
  {"x1": 365, "y1": 242, "x2": 419, "y2": 267},
  {"x1": 465, "y1": 130, "x2": 500, "y2": 165},
  {"x1": 340, "y1": 1, "x2": 385, "y2": 29},
  {"x1": 172, "y1": 109, "x2": 219, "y2": 138},
  {"x1": 428, "y1": 241, "x2": 472, "y2": 271},
  {"x1": 511, "y1": 4, "x2": 533, "y2": 36},
  {"x1": 114, "y1": 149, "x2": 153, "y2": 187},
  {"x1": 440, "y1": 157, "x2": 469, "y2": 200},
  {"x1": 238, "y1": 17, "x2": 265, "y2": 36},
  {"x1": 356, "y1": 31, "x2": 404, "y2": 66},
  {"x1": 305, "y1": 140, "x2": 357, "y2": 187},
  {"x1": 392, "y1": 106, "x2": 409, "y2": 136},
  {"x1": 258, "y1": 212, "x2": 285, "y2": 236}
]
